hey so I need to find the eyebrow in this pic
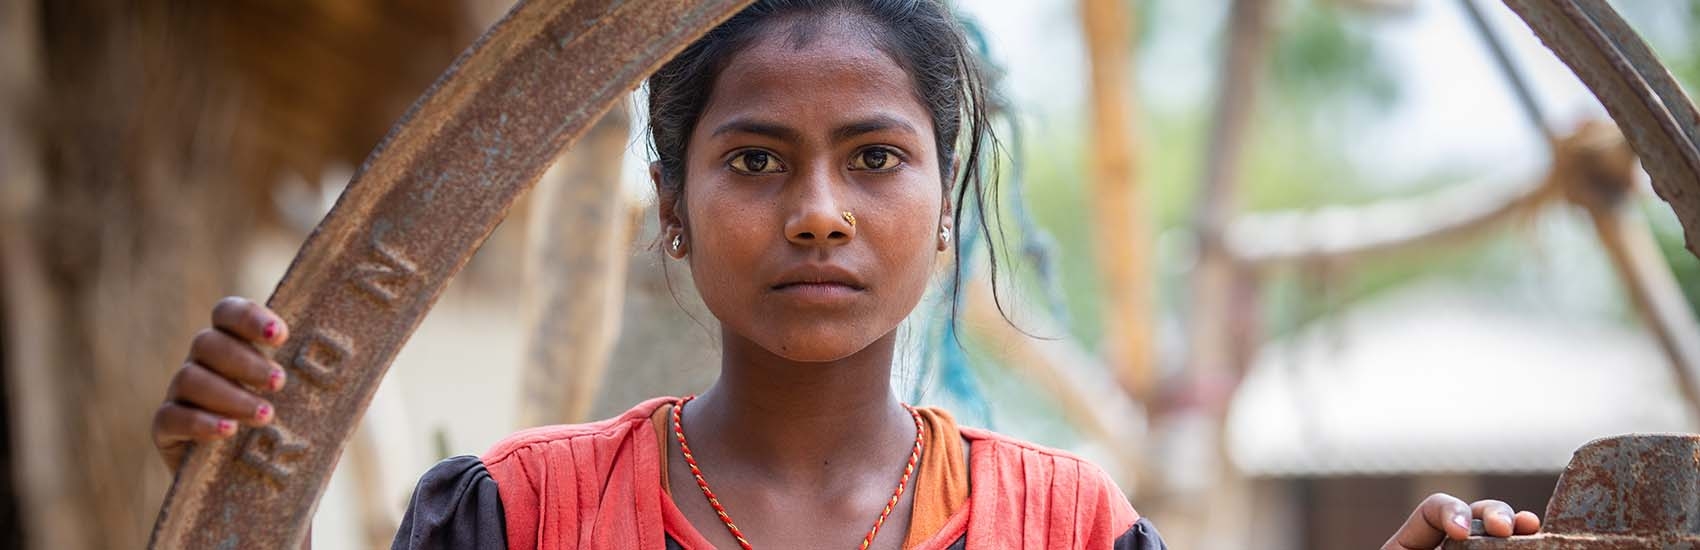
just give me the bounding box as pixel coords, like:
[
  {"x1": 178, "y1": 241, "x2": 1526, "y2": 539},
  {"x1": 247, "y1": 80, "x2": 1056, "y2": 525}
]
[
  {"x1": 708, "y1": 115, "x2": 919, "y2": 144},
  {"x1": 710, "y1": 119, "x2": 801, "y2": 142},
  {"x1": 830, "y1": 115, "x2": 919, "y2": 142}
]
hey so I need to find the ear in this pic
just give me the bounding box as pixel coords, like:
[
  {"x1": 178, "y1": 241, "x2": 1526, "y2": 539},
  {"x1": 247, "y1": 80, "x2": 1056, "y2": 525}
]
[
  {"x1": 938, "y1": 197, "x2": 955, "y2": 252},
  {"x1": 939, "y1": 155, "x2": 958, "y2": 252},
  {"x1": 652, "y1": 162, "x2": 687, "y2": 257}
]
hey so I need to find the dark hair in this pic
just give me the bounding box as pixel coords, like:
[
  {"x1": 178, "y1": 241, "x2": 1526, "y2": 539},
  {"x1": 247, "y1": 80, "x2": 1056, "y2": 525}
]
[{"x1": 645, "y1": 0, "x2": 1009, "y2": 322}]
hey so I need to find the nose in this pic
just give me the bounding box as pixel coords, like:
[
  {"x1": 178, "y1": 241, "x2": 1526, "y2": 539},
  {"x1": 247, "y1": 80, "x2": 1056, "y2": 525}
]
[{"x1": 783, "y1": 164, "x2": 855, "y2": 248}]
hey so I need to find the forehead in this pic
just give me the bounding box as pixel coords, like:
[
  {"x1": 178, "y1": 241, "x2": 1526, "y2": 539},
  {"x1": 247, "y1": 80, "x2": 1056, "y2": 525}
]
[{"x1": 696, "y1": 12, "x2": 933, "y2": 136}]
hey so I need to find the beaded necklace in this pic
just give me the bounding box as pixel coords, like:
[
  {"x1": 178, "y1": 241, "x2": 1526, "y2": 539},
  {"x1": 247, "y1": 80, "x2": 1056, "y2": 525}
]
[{"x1": 671, "y1": 395, "x2": 925, "y2": 550}]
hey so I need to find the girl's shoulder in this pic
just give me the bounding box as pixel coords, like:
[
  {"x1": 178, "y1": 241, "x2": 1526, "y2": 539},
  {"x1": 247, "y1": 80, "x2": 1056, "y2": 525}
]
[
  {"x1": 959, "y1": 423, "x2": 1096, "y2": 461},
  {"x1": 955, "y1": 421, "x2": 1126, "y2": 493},
  {"x1": 473, "y1": 397, "x2": 680, "y2": 549},
  {"x1": 480, "y1": 396, "x2": 675, "y2": 467},
  {"x1": 920, "y1": 408, "x2": 1137, "y2": 517},
  {"x1": 925, "y1": 412, "x2": 1161, "y2": 548}
]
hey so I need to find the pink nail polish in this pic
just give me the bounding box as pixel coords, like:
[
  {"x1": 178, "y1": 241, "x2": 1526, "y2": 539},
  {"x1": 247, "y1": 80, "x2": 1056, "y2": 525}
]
[
  {"x1": 1453, "y1": 515, "x2": 1470, "y2": 530},
  {"x1": 255, "y1": 404, "x2": 272, "y2": 422},
  {"x1": 269, "y1": 369, "x2": 286, "y2": 391},
  {"x1": 261, "y1": 321, "x2": 278, "y2": 341},
  {"x1": 218, "y1": 419, "x2": 236, "y2": 435}
]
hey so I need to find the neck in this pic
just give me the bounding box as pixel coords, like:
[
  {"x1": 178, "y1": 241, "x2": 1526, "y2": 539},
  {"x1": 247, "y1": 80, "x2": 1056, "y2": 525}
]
[{"x1": 682, "y1": 329, "x2": 913, "y2": 484}]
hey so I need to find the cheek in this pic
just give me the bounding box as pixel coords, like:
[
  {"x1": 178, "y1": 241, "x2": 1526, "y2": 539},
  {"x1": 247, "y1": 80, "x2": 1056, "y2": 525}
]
[
  {"x1": 871, "y1": 184, "x2": 944, "y2": 285},
  {"x1": 681, "y1": 182, "x2": 770, "y2": 288}
]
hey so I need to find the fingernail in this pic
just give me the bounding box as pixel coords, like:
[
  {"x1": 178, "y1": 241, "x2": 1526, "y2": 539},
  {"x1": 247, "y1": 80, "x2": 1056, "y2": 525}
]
[
  {"x1": 255, "y1": 404, "x2": 272, "y2": 423},
  {"x1": 268, "y1": 369, "x2": 286, "y2": 391},
  {"x1": 261, "y1": 321, "x2": 279, "y2": 342},
  {"x1": 217, "y1": 419, "x2": 236, "y2": 435},
  {"x1": 1453, "y1": 515, "x2": 1470, "y2": 530}
]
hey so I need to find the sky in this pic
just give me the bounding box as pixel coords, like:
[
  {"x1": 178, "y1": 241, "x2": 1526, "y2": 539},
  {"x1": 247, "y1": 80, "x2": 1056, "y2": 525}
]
[{"x1": 956, "y1": 0, "x2": 1613, "y2": 185}]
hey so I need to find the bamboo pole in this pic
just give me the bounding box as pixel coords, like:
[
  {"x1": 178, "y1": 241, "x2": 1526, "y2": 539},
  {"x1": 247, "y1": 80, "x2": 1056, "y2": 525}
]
[
  {"x1": 1168, "y1": 2, "x2": 1279, "y2": 548},
  {"x1": 517, "y1": 100, "x2": 634, "y2": 426},
  {"x1": 1551, "y1": 121, "x2": 1700, "y2": 424},
  {"x1": 1186, "y1": 0, "x2": 1277, "y2": 400},
  {"x1": 1225, "y1": 175, "x2": 1560, "y2": 268},
  {"x1": 1591, "y1": 207, "x2": 1700, "y2": 424},
  {"x1": 1079, "y1": 0, "x2": 1157, "y2": 404}
]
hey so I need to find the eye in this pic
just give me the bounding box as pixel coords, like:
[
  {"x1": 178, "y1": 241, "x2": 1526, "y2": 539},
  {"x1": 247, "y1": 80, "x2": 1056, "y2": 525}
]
[
  {"x1": 849, "y1": 147, "x2": 903, "y2": 171},
  {"x1": 728, "y1": 150, "x2": 786, "y2": 174}
]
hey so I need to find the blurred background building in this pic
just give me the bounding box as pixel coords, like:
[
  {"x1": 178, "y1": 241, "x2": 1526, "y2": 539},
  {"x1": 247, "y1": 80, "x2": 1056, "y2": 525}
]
[{"x1": 2, "y1": 1, "x2": 1697, "y2": 549}]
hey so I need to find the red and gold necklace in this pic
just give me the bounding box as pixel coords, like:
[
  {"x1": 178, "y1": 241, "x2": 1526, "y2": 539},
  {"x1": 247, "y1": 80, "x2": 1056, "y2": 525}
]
[{"x1": 671, "y1": 395, "x2": 925, "y2": 550}]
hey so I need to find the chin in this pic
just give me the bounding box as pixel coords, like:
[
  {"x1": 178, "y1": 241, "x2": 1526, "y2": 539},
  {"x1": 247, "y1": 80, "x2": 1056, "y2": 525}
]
[{"x1": 754, "y1": 324, "x2": 882, "y2": 363}]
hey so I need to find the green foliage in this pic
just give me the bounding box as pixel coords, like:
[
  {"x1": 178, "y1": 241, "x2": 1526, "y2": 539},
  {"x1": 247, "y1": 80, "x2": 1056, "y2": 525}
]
[
  {"x1": 1650, "y1": 206, "x2": 1700, "y2": 320},
  {"x1": 1614, "y1": 0, "x2": 1700, "y2": 89},
  {"x1": 1267, "y1": 0, "x2": 1401, "y2": 120}
]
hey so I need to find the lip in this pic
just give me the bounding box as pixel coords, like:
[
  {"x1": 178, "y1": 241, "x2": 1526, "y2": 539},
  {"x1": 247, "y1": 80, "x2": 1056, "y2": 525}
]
[
  {"x1": 771, "y1": 263, "x2": 866, "y2": 290},
  {"x1": 770, "y1": 264, "x2": 866, "y2": 305}
]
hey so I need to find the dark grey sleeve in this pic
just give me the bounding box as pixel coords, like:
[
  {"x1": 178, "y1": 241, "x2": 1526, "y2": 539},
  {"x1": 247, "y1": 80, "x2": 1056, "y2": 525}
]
[
  {"x1": 391, "y1": 455, "x2": 508, "y2": 550},
  {"x1": 1114, "y1": 518, "x2": 1168, "y2": 550}
]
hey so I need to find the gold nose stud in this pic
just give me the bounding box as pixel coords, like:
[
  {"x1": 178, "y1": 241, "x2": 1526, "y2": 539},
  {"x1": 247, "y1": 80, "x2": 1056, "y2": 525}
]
[{"x1": 842, "y1": 211, "x2": 856, "y2": 227}]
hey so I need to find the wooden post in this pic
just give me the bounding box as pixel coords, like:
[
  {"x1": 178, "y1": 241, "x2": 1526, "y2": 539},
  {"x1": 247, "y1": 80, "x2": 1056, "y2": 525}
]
[
  {"x1": 0, "y1": 2, "x2": 52, "y2": 549},
  {"x1": 12, "y1": 5, "x2": 257, "y2": 548},
  {"x1": 1078, "y1": 0, "x2": 1157, "y2": 405},
  {"x1": 1165, "y1": 1, "x2": 1278, "y2": 548},
  {"x1": 518, "y1": 100, "x2": 635, "y2": 426},
  {"x1": 1551, "y1": 121, "x2": 1700, "y2": 425},
  {"x1": 595, "y1": 206, "x2": 723, "y2": 420}
]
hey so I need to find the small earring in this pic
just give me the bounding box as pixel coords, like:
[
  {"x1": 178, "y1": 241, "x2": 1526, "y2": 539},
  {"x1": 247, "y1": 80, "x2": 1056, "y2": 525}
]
[
  {"x1": 940, "y1": 229, "x2": 951, "y2": 243},
  {"x1": 671, "y1": 234, "x2": 683, "y2": 251}
]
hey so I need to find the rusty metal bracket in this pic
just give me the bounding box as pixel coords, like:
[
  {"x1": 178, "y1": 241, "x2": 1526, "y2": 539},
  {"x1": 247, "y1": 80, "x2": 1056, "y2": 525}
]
[
  {"x1": 1502, "y1": 0, "x2": 1700, "y2": 258},
  {"x1": 1445, "y1": 434, "x2": 1700, "y2": 549},
  {"x1": 146, "y1": 0, "x2": 751, "y2": 547}
]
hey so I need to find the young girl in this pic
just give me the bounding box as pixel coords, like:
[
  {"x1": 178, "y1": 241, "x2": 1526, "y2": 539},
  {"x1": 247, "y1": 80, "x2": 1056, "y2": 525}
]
[{"x1": 152, "y1": 1, "x2": 1543, "y2": 548}]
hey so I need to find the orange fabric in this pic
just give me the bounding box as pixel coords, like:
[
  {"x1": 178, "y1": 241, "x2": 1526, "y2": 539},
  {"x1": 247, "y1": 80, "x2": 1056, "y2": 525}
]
[
  {"x1": 901, "y1": 407, "x2": 970, "y2": 550},
  {"x1": 485, "y1": 397, "x2": 1139, "y2": 550},
  {"x1": 651, "y1": 403, "x2": 673, "y2": 494}
]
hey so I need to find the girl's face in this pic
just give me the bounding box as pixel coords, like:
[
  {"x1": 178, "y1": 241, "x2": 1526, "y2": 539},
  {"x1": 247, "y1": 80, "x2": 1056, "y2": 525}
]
[{"x1": 666, "y1": 13, "x2": 949, "y2": 362}]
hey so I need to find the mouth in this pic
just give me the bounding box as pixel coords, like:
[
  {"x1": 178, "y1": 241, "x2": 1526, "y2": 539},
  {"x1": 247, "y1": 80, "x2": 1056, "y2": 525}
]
[
  {"x1": 771, "y1": 281, "x2": 863, "y2": 293},
  {"x1": 771, "y1": 280, "x2": 865, "y2": 291},
  {"x1": 770, "y1": 282, "x2": 863, "y2": 306},
  {"x1": 770, "y1": 265, "x2": 866, "y2": 304}
]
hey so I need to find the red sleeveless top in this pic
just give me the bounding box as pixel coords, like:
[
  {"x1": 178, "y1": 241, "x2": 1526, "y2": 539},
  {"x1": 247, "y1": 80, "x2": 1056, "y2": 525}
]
[{"x1": 481, "y1": 397, "x2": 1144, "y2": 549}]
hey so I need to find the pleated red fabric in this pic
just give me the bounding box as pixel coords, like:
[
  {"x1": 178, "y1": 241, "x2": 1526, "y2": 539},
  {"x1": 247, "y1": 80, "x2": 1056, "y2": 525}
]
[
  {"x1": 482, "y1": 398, "x2": 1140, "y2": 550},
  {"x1": 483, "y1": 397, "x2": 674, "y2": 550},
  {"x1": 958, "y1": 426, "x2": 1141, "y2": 549}
]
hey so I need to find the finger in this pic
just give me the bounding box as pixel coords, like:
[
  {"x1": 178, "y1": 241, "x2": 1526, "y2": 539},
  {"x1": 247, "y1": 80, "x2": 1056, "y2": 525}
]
[
  {"x1": 210, "y1": 296, "x2": 288, "y2": 347},
  {"x1": 1384, "y1": 493, "x2": 1471, "y2": 550},
  {"x1": 189, "y1": 328, "x2": 286, "y2": 391},
  {"x1": 167, "y1": 362, "x2": 276, "y2": 425},
  {"x1": 153, "y1": 402, "x2": 239, "y2": 467},
  {"x1": 1513, "y1": 511, "x2": 1541, "y2": 535},
  {"x1": 1471, "y1": 500, "x2": 1517, "y2": 538}
]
